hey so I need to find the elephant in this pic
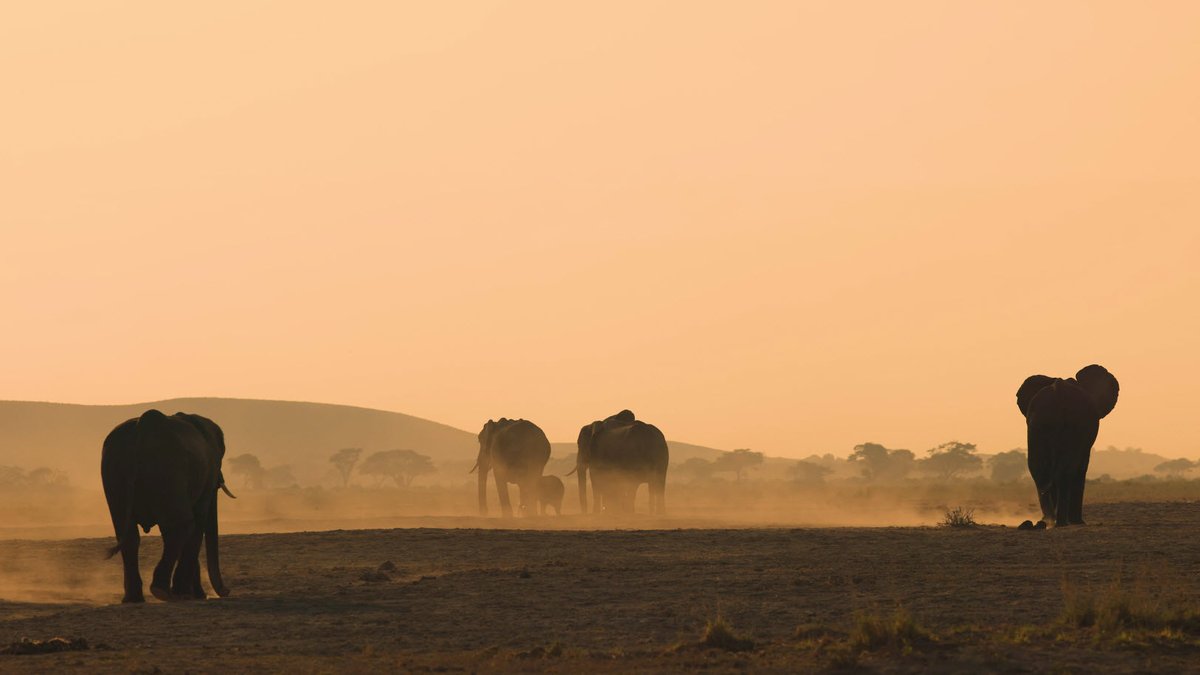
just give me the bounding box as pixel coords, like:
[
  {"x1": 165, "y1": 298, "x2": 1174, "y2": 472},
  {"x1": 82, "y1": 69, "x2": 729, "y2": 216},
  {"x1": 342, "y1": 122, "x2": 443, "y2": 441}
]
[
  {"x1": 574, "y1": 410, "x2": 669, "y2": 515},
  {"x1": 536, "y1": 475, "x2": 565, "y2": 516},
  {"x1": 101, "y1": 409, "x2": 234, "y2": 603},
  {"x1": 1016, "y1": 364, "x2": 1119, "y2": 527},
  {"x1": 471, "y1": 418, "x2": 551, "y2": 517}
]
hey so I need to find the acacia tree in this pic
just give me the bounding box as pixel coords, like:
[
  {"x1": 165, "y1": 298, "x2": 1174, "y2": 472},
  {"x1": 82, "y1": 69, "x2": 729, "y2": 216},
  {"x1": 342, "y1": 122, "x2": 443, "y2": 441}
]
[
  {"x1": 329, "y1": 447, "x2": 363, "y2": 487},
  {"x1": 226, "y1": 453, "x2": 264, "y2": 489},
  {"x1": 987, "y1": 449, "x2": 1028, "y2": 483},
  {"x1": 359, "y1": 449, "x2": 436, "y2": 487},
  {"x1": 263, "y1": 465, "x2": 298, "y2": 489},
  {"x1": 1154, "y1": 458, "x2": 1197, "y2": 478},
  {"x1": 789, "y1": 460, "x2": 833, "y2": 485},
  {"x1": 677, "y1": 457, "x2": 716, "y2": 482},
  {"x1": 712, "y1": 449, "x2": 764, "y2": 482},
  {"x1": 848, "y1": 443, "x2": 915, "y2": 482},
  {"x1": 920, "y1": 442, "x2": 982, "y2": 480}
]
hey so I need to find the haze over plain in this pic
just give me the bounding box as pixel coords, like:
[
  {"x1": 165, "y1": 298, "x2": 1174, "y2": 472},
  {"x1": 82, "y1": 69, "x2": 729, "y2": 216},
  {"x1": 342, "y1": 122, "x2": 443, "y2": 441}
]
[{"x1": 2, "y1": 2, "x2": 1198, "y2": 458}]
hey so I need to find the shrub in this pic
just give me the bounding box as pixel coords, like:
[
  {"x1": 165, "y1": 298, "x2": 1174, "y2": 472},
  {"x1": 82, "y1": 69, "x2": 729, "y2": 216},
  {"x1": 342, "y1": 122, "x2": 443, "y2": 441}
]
[{"x1": 940, "y1": 506, "x2": 976, "y2": 527}]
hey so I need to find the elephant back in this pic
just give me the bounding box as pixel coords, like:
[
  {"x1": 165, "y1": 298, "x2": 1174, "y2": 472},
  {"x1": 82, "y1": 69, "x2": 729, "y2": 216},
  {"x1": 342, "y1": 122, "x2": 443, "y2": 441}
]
[
  {"x1": 492, "y1": 419, "x2": 551, "y2": 469},
  {"x1": 1075, "y1": 364, "x2": 1119, "y2": 419}
]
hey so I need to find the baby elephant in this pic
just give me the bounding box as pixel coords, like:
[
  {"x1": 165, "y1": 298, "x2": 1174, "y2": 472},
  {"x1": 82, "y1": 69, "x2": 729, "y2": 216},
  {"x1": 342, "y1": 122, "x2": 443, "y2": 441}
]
[{"x1": 536, "y1": 475, "x2": 565, "y2": 515}]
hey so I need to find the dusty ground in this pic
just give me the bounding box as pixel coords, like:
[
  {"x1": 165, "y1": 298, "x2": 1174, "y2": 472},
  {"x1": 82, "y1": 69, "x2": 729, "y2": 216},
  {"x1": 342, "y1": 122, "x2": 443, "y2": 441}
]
[{"x1": 3, "y1": 502, "x2": 1200, "y2": 673}]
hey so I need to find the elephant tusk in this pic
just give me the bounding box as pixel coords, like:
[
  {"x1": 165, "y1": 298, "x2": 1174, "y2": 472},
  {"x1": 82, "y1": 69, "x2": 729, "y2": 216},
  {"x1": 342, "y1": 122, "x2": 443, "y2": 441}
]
[
  {"x1": 220, "y1": 483, "x2": 238, "y2": 499},
  {"x1": 564, "y1": 467, "x2": 577, "y2": 477}
]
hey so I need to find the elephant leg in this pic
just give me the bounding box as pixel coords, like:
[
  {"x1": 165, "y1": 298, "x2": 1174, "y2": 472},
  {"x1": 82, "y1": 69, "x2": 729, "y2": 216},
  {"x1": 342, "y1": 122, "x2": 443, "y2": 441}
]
[
  {"x1": 1053, "y1": 480, "x2": 1072, "y2": 527},
  {"x1": 173, "y1": 527, "x2": 206, "y2": 599},
  {"x1": 589, "y1": 474, "x2": 603, "y2": 513},
  {"x1": 119, "y1": 528, "x2": 144, "y2": 603},
  {"x1": 477, "y1": 469, "x2": 489, "y2": 516},
  {"x1": 494, "y1": 472, "x2": 513, "y2": 517},
  {"x1": 151, "y1": 523, "x2": 190, "y2": 601},
  {"x1": 1035, "y1": 483, "x2": 1055, "y2": 525},
  {"x1": 530, "y1": 478, "x2": 540, "y2": 515},
  {"x1": 1069, "y1": 472, "x2": 1087, "y2": 525},
  {"x1": 652, "y1": 472, "x2": 667, "y2": 516}
]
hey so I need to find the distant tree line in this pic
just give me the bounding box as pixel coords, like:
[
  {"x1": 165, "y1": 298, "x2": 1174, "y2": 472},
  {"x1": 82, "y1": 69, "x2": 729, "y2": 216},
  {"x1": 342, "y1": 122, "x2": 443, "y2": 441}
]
[
  {"x1": 223, "y1": 446, "x2": 438, "y2": 490},
  {"x1": 0, "y1": 465, "x2": 69, "y2": 487}
]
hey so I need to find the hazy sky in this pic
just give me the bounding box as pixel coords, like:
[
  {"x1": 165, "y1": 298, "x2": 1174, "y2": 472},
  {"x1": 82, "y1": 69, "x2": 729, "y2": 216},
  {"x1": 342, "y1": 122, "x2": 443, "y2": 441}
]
[{"x1": 3, "y1": 2, "x2": 1198, "y2": 458}]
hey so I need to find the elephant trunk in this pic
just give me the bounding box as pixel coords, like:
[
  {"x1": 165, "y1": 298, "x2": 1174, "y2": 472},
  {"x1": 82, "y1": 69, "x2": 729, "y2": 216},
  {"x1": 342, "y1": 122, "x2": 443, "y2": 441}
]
[
  {"x1": 477, "y1": 462, "x2": 488, "y2": 515},
  {"x1": 577, "y1": 465, "x2": 588, "y2": 514},
  {"x1": 205, "y1": 492, "x2": 230, "y2": 597}
]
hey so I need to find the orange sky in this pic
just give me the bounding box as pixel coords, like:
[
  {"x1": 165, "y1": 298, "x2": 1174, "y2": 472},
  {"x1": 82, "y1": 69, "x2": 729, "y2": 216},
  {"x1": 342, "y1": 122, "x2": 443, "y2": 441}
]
[{"x1": 2, "y1": 2, "x2": 1198, "y2": 458}]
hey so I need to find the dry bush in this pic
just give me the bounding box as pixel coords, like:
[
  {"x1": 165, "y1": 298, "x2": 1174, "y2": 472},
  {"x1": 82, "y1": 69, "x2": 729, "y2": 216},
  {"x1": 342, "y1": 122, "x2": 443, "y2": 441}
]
[{"x1": 939, "y1": 506, "x2": 977, "y2": 527}]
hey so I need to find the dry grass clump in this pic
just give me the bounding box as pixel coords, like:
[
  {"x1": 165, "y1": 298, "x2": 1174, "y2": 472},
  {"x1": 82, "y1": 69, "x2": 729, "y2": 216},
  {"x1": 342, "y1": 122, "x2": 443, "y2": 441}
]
[
  {"x1": 1060, "y1": 575, "x2": 1200, "y2": 644},
  {"x1": 939, "y1": 506, "x2": 977, "y2": 528},
  {"x1": 700, "y1": 615, "x2": 756, "y2": 652},
  {"x1": 848, "y1": 608, "x2": 933, "y2": 653}
]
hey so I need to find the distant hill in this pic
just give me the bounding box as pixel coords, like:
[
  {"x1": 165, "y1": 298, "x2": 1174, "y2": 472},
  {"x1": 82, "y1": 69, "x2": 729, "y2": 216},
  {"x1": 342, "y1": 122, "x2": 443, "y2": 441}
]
[
  {"x1": 0, "y1": 398, "x2": 730, "y2": 487},
  {"x1": 0, "y1": 398, "x2": 479, "y2": 485}
]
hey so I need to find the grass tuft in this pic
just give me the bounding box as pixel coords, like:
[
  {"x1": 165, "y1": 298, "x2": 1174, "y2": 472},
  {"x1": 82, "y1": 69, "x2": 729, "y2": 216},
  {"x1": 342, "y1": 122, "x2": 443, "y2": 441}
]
[
  {"x1": 698, "y1": 615, "x2": 756, "y2": 653},
  {"x1": 1059, "y1": 576, "x2": 1200, "y2": 641},
  {"x1": 939, "y1": 506, "x2": 977, "y2": 528},
  {"x1": 848, "y1": 608, "x2": 932, "y2": 653}
]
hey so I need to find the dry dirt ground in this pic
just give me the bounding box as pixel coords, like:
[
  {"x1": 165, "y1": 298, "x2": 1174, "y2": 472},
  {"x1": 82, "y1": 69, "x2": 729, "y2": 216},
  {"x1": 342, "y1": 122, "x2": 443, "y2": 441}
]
[{"x1": 3, "y1": 502, "x2": 1200, "y2": 673}]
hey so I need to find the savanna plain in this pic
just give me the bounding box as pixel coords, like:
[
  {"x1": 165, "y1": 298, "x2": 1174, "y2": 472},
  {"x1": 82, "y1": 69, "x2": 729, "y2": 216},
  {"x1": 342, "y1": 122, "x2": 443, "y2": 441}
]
[{"x1": 4, "y1": 493, "x2": 1200, "y2": 673}]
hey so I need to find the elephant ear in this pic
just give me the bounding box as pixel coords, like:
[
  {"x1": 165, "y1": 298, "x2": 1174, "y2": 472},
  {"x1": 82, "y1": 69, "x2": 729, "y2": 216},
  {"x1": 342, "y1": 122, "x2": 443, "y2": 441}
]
[
  {"x1": 578, "y1": 421, "x2": 604, "y2": 459},
  {"x1": 1016, "y1": 375, "x2": 1058, "y2": 417},
  {"x1": 174, "y1": 413, "x2": 227, "y2": 457},
  {"x1": 1075, "y1": 364, "x2": 1119, "y2": 419}
]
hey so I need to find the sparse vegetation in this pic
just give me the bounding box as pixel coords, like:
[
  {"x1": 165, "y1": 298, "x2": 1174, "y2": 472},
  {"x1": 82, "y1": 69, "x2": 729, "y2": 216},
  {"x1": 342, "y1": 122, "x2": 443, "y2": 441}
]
[
  {"x1": 330, "y1": 448, "x2": 364, "y2": 487},
  {"x1": 847, "y1": 608, "x2": 932, "y2": 653},
  {"x1": 711, "y1": 449, "x2": 764, "y2": 483},
  {"x1": 358, "y1": 449, "x2": 436, "y2": 487},
  {"x1": 691, "y1": 612, "x2": 753, "y2": 648},
  {"x1": 1059, "y1": 576, "x2": 1200, "y2": 639},
  {"x1": 940, "y1": 506, "x2": 977, "y2": 527}
]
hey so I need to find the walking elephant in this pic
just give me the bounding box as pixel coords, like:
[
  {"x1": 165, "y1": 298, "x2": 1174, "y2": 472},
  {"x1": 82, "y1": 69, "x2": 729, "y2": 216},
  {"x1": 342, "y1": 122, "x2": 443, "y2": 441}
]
[
  {"x1": 472, "y1": 418, "x2": 551, "y2": 517},
  {"x1": 575, "y1": 410, "x2": 669, "y2": 515},
  {"x1": 1016, "y1": 364, "x2": 1119, "y2": 527},
  {"x1": 101, "y1": 409, "x2": 234, "y2": 603}
]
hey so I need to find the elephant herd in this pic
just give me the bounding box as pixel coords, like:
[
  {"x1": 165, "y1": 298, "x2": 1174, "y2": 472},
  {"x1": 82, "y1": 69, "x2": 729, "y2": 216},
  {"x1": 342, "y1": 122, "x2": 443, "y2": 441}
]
[
  {"x1": 99, "y1": 408, "x2": 669, "y2": 603},
  {"x1": 99, "y1": 364, "x2": 1119, "y2": 602},
  {"x1": 471, "y1": 410, "x2": 669, "y2": 518}
]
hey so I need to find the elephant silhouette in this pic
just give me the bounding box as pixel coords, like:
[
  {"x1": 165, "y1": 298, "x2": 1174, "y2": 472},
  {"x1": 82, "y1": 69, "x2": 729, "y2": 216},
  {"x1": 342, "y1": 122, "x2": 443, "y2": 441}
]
[
  {"x1": 1016, "y1": 365, "x2": 1119, "y2": 527},
  {"x1": 101, "y1": 410, "x2": 234, "y2": 602}
]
